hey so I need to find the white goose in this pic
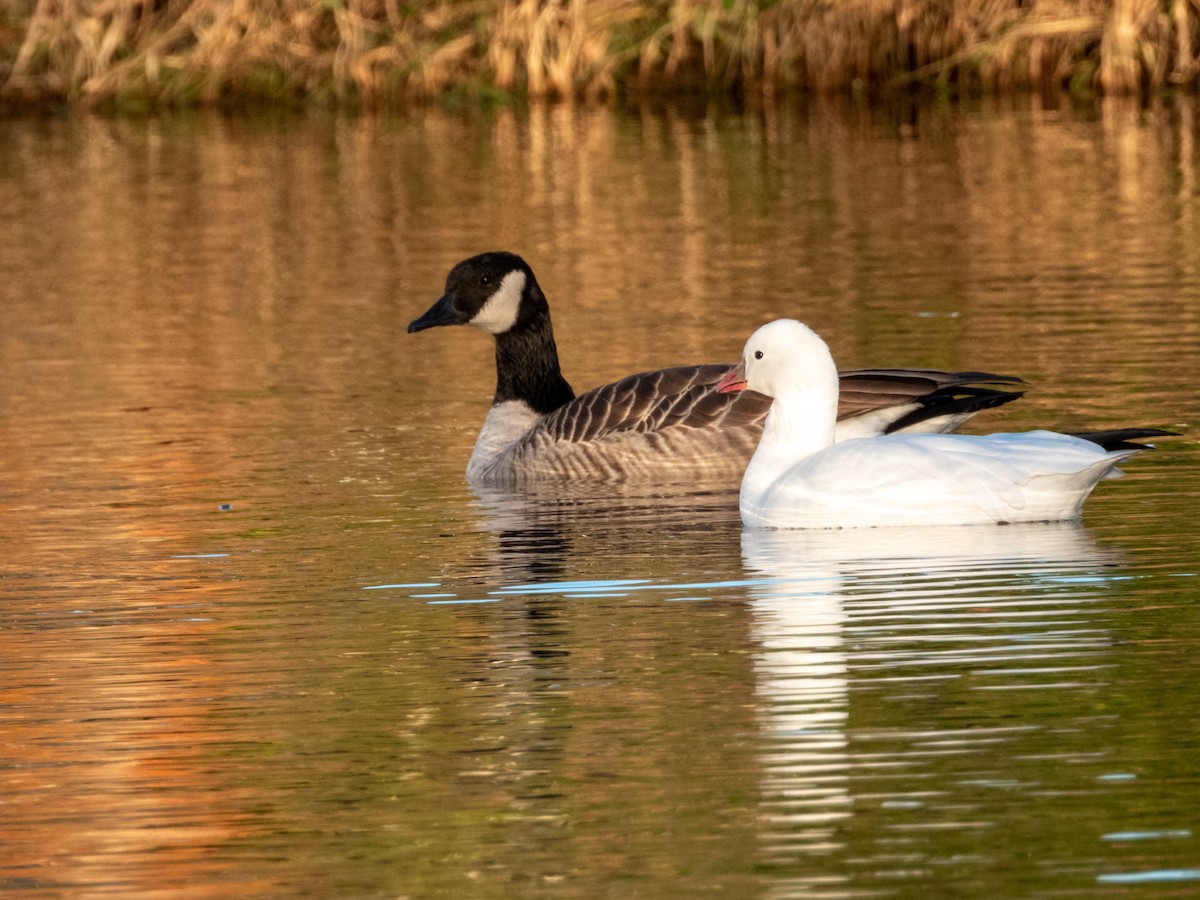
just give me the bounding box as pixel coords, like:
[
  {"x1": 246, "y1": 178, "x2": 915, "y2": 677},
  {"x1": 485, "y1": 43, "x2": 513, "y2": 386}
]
[
  {"x1": 409, "y1": 252, "x2": 1024, "y2": 486},
  {"x1": 717, "y1": 319, "x2": 1173, "y2": 529}
]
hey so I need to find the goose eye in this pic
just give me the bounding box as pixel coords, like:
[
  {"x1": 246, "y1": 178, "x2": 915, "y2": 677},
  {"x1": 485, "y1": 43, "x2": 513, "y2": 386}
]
[
  {"x1": 480, "y1": 274, "x2": 493, "y2": 286},
  {"x1": 754, "y1": 350, "x2": 764, "y2": 360}
]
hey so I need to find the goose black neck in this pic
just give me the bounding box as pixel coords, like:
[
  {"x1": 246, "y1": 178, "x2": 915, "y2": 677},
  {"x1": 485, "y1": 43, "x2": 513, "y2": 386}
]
[{"x1": 493, "y1": 315, "x2": 575, "y2": 414}]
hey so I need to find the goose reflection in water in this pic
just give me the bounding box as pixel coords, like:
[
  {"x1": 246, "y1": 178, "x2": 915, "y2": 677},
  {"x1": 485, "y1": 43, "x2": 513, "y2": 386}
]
[
  {"x1": 469, "y1": 479, "x2": 744, "y2": 584},
  {"x1": 740, "y1": 524, "x2": 1122, "y2": 884},
  {"x1": 450, "y1": 485, "x2": 1133, "y2": 892}
]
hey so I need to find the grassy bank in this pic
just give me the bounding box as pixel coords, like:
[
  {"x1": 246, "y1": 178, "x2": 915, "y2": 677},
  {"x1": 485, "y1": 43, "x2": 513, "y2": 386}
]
[{"x1": 1, "y1": 0, "x2": 1196, "y2": 110}]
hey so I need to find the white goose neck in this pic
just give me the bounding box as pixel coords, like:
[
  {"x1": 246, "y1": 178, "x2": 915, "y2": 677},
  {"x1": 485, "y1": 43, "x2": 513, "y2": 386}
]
[
  {"x1": 740, "y1": 327, "x2": 840, "y2": 504},
  {"x1": 765, "y1": 387, "x2": 838, "y2": 455},
  {"x1": 742, "y1": 388, "x2": 837, "y2": 501}
]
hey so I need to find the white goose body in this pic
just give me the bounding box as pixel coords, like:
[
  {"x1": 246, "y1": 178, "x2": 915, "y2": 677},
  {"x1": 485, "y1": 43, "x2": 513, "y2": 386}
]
[
  {"x1": 720, "y1": 320, "x2": 1158, "y2": 529},
  {"x1": 741, "y1": 428, "x2": 1134, "y2": 529},
  {"x1": 410, "y1": 253, "x2": 1025, "y2": 487}
]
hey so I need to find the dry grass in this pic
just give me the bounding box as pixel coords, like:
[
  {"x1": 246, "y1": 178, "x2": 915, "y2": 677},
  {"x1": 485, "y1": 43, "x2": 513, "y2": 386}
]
[{"x1": 1, "y1": 0, "x2": 1198, "y2": 108}]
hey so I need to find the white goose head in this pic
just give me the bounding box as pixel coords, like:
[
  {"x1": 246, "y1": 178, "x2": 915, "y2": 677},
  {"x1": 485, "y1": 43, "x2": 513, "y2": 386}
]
[
  {"x1": 743, "y1": 319, "x2": 837, "y2": 399},
  {"x1": 408, "y1": 251, "x2": 544, "y2": 336},
  {"x1": 718, "y1": 319, "x2": 842, "y2": 468},
  {"x1": 720, "y1": 319, "x2": 839, "y2": 403}
]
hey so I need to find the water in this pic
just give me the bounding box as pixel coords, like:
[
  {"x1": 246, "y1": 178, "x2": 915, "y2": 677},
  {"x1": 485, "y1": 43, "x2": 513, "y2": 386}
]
[{"x1": 1, "y1": 98, "x2": 1198, "y2": 897}]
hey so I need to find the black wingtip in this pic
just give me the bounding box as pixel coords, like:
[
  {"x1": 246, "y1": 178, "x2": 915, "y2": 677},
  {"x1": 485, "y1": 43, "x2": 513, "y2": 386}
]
[
  {"x1": 885, "y1": 386, "x2": 1026, "y2": 434},
  {"x1": 1069, "y1": 428, "x2": 1181, "y2": 451}
]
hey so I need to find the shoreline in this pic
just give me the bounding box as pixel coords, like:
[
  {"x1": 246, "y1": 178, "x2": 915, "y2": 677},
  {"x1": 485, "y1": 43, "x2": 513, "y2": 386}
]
[{"x1": 2, "y1": 1, "x2": 1197, "y2": 112}]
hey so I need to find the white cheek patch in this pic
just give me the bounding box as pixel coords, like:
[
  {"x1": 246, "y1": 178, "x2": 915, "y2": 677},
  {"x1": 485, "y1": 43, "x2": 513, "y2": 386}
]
[{"x1": 470, "y1": 270, "x2": 525, "y2": 334}]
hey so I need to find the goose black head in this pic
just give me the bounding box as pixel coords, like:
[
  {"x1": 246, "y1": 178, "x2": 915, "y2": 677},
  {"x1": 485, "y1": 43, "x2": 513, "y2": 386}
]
[{"x1": 409, "y1": 252, "x2": 547, "y2": 336}]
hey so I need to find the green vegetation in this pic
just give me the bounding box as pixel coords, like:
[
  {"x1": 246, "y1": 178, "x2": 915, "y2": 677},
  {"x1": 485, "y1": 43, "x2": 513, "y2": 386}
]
[{"x1": 1, "y1": 0, "x2": 1197, "y2": 109}]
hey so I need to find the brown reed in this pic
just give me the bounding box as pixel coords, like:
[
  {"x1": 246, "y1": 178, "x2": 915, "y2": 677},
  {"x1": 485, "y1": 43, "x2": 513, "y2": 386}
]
[{"x1": 1, "y1": 0, "x2": 1197, "y2": 109}]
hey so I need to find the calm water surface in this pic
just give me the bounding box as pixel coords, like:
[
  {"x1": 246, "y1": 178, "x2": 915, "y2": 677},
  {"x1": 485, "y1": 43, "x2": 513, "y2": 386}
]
[{"x1": 1, "y1": 98, "x2": 1199, "y2": 897}]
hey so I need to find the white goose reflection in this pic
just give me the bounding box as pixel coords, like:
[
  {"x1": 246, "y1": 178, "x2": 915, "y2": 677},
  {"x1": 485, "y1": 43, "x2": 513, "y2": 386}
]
[{"x1": 740, "y1": 524, "x2": 1119, "y2": 880}]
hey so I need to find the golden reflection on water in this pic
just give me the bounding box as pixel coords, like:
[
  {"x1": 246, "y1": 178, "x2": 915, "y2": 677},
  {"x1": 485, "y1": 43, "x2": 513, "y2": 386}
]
[
  {"x1": 0, "y1": 97, "x2": 1197, "y2": 894},
  {"x1": 4, "y1": 98, "x2": 1199, "y2": 395},
  {"x1": 1, "y1": 608, "x2": 269, "y2": 896}
]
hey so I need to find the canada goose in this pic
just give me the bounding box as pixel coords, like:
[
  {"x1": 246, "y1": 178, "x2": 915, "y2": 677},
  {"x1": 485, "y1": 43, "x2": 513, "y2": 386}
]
[
  {"x1": 716, "y1": 319, "x2": 1174, "y2": 528},
  {"x1": 409, "y1": 252, "x2": 1025, "y2": 486}
]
